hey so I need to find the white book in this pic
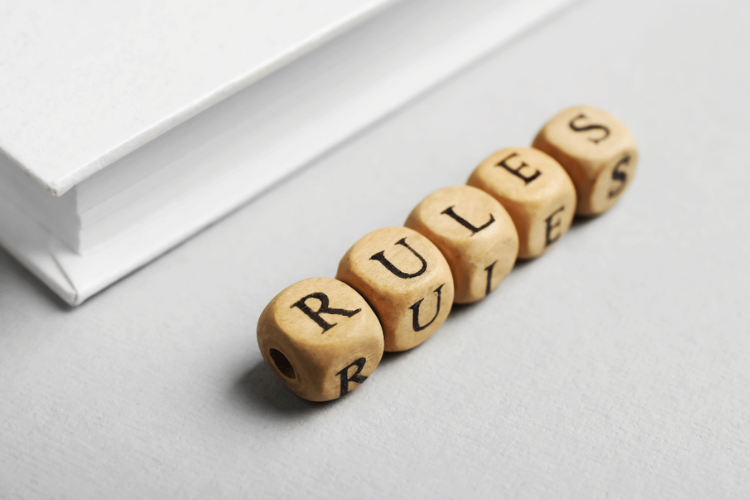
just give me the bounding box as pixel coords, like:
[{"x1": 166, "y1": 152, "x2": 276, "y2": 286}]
[{"x1": 0, "y1": 0, "x2": 575, "y2": 305}]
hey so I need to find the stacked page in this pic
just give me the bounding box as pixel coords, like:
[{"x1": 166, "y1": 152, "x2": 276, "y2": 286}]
[{"x1": 0, "y1": 0, "x2": 575, "y2": 305}]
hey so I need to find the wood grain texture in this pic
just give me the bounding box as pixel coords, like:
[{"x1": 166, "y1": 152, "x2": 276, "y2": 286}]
[
  {"x1": 467, "y1": 147, "x2": 576, "y2": 259},
  {"x1": 405, "y1": 185, "x2": 518, "y2": 304},
  {"x1": 257, "y1": 277, "x2": 384, "y2": 401},
  {"x1": 336, "y1": 226, "x2": 454, "y2": 352},
  {"x1": 532, "y1": 105, "x2": 639, "y2": 216}
]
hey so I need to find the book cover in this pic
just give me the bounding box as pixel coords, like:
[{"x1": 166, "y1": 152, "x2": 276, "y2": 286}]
[{"x1": 0, "y1": 0, "x2": 576, "y2": 305}]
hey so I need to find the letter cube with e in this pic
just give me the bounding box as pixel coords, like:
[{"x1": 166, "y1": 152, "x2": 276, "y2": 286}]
[
  {"x1": 257, "y1": 277, "x2": 384, "y2": 401},
  {"x1": 532, "y1": 105, "x2": 638, "y2": 216},
  {"x1": 336, "y1": 226, "x2": 454, "y2": 352},
  {"x1": 405, "y1": 185, "x2": 519, "y2": 304},
  {"x1": 468, "y1": 147, "x2": 576, "y2": 259}
]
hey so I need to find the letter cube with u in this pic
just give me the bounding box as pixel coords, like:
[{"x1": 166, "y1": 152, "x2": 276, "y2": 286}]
[
  {"x1": 257, "y1": 277, "x2": 384, "y2": 401},
  {"x1": 336, "y1": 226, "x2": 454, "y2": 352}
]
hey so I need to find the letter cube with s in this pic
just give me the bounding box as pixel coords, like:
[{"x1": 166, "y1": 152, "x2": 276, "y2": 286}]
[{"x1": 532, "y1": 105, "x2": 638, "y2": 216}]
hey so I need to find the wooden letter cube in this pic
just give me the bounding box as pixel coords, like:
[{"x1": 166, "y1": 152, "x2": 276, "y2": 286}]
[
  {"x1": 336, "y1": 226, "x2": 454, "y2": 352},
  {"x1": 257, "y1": 277, "x2": 384, "y2": 402},
  {"x1": 467, "y1": 147, "x2": 576, "y2": 259},
  {"x1": 404, "y1": 185, "x2": 519, "y2": 304},
  {"x1": 532, "y1": 105, "x2": 639, "y2": 216}
]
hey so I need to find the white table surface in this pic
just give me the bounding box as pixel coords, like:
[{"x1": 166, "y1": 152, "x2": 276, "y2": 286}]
[{"x1": 2, "y1": 0, "x2": 749, "y2": 497}]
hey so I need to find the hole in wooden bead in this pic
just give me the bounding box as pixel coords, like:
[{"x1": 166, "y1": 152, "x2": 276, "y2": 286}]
[{"x1": 269, "y1": 348, "x2": 295, "y2": 379}]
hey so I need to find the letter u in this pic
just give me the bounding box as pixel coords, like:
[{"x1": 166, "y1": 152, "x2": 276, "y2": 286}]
[{"x1": 370, "y1": 238, "x2": 427, "y2": 279}]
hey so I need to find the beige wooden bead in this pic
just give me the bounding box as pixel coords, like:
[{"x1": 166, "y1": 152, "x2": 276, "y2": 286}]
[
  {"x1": 404, "y1": 185, "x2": 519, "y2": 304},
  {"x1": 467, "y1": 147, "x2": 576, "y2": 259},
  {"x1": 257, "y1": 277, "x2": 384, "y2": 402},
  {"x1": 532, "y1": 105, "x2": 639, "y2": 216},
  {"x1": 336, "y1": 226, "x2": 454, "y2": 352}
]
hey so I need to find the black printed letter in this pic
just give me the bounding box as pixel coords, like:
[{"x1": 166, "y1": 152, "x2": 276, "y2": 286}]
[
  {"x1": 336, "y1": 358, "x2": 368, "y2": 397},
  {"x1": 569, "y1": 113, "x2": 610, "y2": 144},
  {"x1": 441, "y1": 206, "x2": 495, "y2": 235},
  {"x1": 409, "y1": 284, "x2": 445, "y2": 332},
  {"x1": 291, "y1": 293, "x2": 361, "y2": 333},
  {"x1": 370, "y1": 238, "x2": 427, "y2": 279},
  {"x1": 545, "y1": 206, "x2": 565, "y2": 247},
  {"x1": 496, "y1": 152, "x2": 541, "y2": 184},
  {"x1": 608, "y1": 155, "x2": 630, "y2": 198},
  {"x1": 484, "y1": 261, "x2": 497, "y2": 297}
]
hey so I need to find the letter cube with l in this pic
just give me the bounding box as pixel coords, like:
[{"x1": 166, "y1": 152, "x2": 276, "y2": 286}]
[
  {"x1": 532, "y1": 105, "x2": 639, "y2": 216},
  {"x1": 336, "y1": 226, "x2": 454, "y2": 352},
  {"x1": 257, "y1": 277, "x2": 384, "y2": 401},
  {"x1": 467, "y1": 147, "x2": 576, "y2": 259},
  {"x1": 405, "y1": 185, "x2": 519, "y2": 304}
]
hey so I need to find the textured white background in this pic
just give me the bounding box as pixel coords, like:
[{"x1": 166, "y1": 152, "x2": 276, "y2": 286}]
[{"x1": 1, "y1": 0, "x2": 749, "y2": 497}]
